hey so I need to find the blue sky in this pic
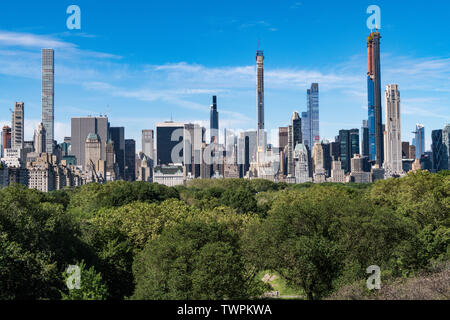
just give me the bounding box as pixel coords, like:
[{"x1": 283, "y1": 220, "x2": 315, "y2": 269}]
[{"x1": 0, "y1": 0, "x2": 449, "y2": 151}]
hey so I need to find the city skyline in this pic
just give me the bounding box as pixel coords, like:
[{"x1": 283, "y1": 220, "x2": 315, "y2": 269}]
[{"x1": 0, "y1": 1, "x2": 449, "y2": 152}]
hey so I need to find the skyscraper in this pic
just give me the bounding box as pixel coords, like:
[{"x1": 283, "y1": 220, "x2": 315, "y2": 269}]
[
  {"x1": 256, "y1": 49, "x2": 265, "y2": 150},
  {"x1": 85, "y1": 133, "x2": 102, "y2": 172},
  {"x1": 110, "y1": 127, "x2": 125, "y2": 179},
  {"x1": 125, "y1": 139, "x2": 136, "y2": 181},
  {"x1": 42, "y1": 49, "x2": 54, "y2": 154},
  {"x1": 301, "y1": 111, "x2": 310, "y2": 147},
  {"x1": 278, "y1": 127, "x2": 289, "y2": 151},
  {"x1": 11, "y1": 102, "x2": 24, "y2": 150},
  {"x1": 431, "y1": 129, "x2": 447, "y2": 172},
  {"x1": 33, "y1": 123, "x2": 46, "y2": 154},
  {"x1": 339, "y1": 129, "x2": 360, "y2": 173},
  {"x1": 210, "y1": 96, "x2": 219, "y2": 143},
  {"x1": 156, "y1": 121, "x2": 185, "y2": 165},
  {"x1": 142, "y1": 129, "x2": 154, "y2": 160},
  {"x1": 307, "y1": 83, "x2": 319, "y2": 144},
  {"x1": 1, "y1": 126, "x2": 11, "y2": 157},
  {"x1": 413, "y1": 124, "x2": 425, "y2": 159},
  {"x1": 287, "y1": 112, "x2": 302, "y2": 175},
  {"x1": 71, "y1": 116, "x2": 109, "y2": 169},
  {"x1": 361, "y1": 120, "x2": 369, "y2": 157},
  {"x1": 367, "y1": 32, "x2": 383, "y2": 166},
  {"x1": 384, "y1": 84, "x2": 402, "y2": 175}
]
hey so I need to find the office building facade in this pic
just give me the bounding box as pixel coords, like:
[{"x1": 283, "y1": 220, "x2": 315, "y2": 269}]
[
  {"x1": 384, "y1": 84, "x2": 402, "y2": 176},
  {"x1": 42, "y1": 49, "x2": 54, "y2": 154}
]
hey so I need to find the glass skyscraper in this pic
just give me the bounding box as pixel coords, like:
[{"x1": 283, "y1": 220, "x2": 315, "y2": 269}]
[
  {"x1": 210, "y1": 96, "x2": 219, "y2": 143},
  {"x1": 42, "y1": 49, "x2": 54, "y2": 154},
  {"x1": 367, "y1": 32, "x2": 383, "y2": 165},
  {"x1": 307, "y1": 83, "x2": 319, "y2": 144},
  {"x1": 413, "y1": 124, "x2": 425, "y2": 159}
]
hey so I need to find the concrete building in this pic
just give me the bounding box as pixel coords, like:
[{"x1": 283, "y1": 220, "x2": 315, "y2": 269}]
[
  {"x1": 142, "y1": 129, "x2": 154, "y2": 161},
  {"x1": 153, "y1": 164, "x2": 184, "y2": 187},
  {"x1": 384, "y1": 84, "x2": 403, "y2": 176},
  {"x1": 85, "y1": 133, "x2": 102, "y2": 173},
  {"x1": 42, "y1": 49, "x2": 54, "y2": 154},
  {"x1": 11, "y1": 102, "x2": 24, "y2": 150},
  {"x1": 1, "y1": 148, "x2": 23, "y2": 168},
  {"x1": 330, "y1": 160, "x2": 345, "y2": 183},
  {"x1": 33, "y1": 123, "x2": 46, "y2": 154},
  {"x1": 294, "y1": 144, "x2": 309, "y2": 184},
  {"x1": 1, "y1": 126, "x2": 11, "y2": 158}
]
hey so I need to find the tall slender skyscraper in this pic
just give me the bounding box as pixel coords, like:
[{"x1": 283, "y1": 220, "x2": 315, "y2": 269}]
[
  {"x1": 11, "y1": 102, "x2": 24, "y2": 150},
  {"x1": 361, "y1": 120, "x2": 369, "y2": 157},
  {"x1": 384, "y1": 84, "x2": 402, "y2": 175},
  {"x1": 413, "y1": 124, "x2": 425, "y2": 159},
  {"x1": 367, "y1": 32, "x2": 383, "y2": 166},
  {"x1": 256, "y1": 49, "x2": 265, "y2": 150},
  {"x1": 210, "y1": 96, "x2": 219, "y2": 143},
  {"x1": 301, "y1": 111, "x2": 310, "y2": 147},
  {"x1": 42, "y1": 49, "x2": 54, "y2": 154},
  {"x1": 307, "y1": 83, "x2": 319, "y2": 144}
]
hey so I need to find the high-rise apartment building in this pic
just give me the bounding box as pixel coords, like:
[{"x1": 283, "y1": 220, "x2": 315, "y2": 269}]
[
  {"x1": 339, "y1": 129, "x2": 360, "y2": 173},
  {"x1": 278, "y1": 127, "x2": 289, "y2": 150},
  {"x1": 125, "y1": 139, "x2": 136, "y2": 181},
  {"x1": 1, "y1": 126, "x2": 11, "y2": 157},
  {"x1": 109, "y1": 127, "x2": 125, "y2": 179},
  {"x1": 256, "y1": 50, "x2": 265, "y2": 150},
  {"x1": 85, "y1": 133, "x2": 102, "y2": 172},
  {"x1": 142, "y1": 129, "x2": 154, "y2": 160},
  {"x1": 288, "y1": 112, "x2": 302, "y2": 175},
  {"x1": 11, "y1": 102, "x2": 24, "y2": 150},
  {"x1": 33, "y1": 123, "x2": 46, "y2": 154},
  {"x1": 42, "y1": 49, "x2": 54, "y2": 154},
  {"x1": 413, "y1": 124, "x2": 425, "y2": 159},
  {"x1": 294, "y1": 144, "x2": 309, "y2": 184},
  {"x1": 71, "y1": 116, "x2": 109, "y2": 169},
  {"x1": 361, "y1": 120, "x2": 369, "y2": 157},
  {"x1": 307, "y1": 83, "x2": 319, "y2": 144},
  {"x1": 210, "y1": 96, "x2": 219, "y2": 143},
  {"x1": 301, "y1": 111, "x2": 310, "y2": 148},
  {"x1": 367, "y1": 32, "x2": 383, "y2": 165},
  {"x1": 384, "y1": 84, "x2": 402, "y2": 175}
]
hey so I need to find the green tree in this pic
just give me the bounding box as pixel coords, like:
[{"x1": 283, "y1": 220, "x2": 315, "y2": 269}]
[{"x1": 132, "y1": 220, "x2": 263, "y2": 300}]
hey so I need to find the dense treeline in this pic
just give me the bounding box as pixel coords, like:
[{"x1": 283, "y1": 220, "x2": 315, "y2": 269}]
[{"x1": 0, "y1": 170, "x2": 448, "y2": 300}]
